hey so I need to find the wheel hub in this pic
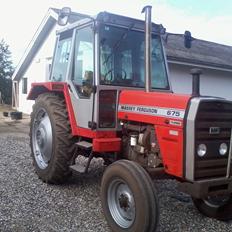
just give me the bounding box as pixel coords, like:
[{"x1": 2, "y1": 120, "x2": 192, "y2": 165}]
[
  {"x1": 32, "y1": 108, "x2": 53, "y2": 169},
  {"x1": 107, "y1": 179, "x2": 135, "y2": 228},
  {"x1": 203, "y1": 195, "x2": 231, "y2": 208},
  {"x1": 36, "y1": 128, "x2": 46, "y2": 148},
  {"x1": 119, "y1": 193, "x2": 130, "y2": 211}
]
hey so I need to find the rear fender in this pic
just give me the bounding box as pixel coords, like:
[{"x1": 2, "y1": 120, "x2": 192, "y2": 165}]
[
  {"x1": 28, "y1": 82, "x2": 79, "y2": 136},
  {"x1": 27, "y1": 82, "x2": 66, "y2": 100},
  {"x1": 28, "y1": 82, "x2": 118, "y2": 140}
]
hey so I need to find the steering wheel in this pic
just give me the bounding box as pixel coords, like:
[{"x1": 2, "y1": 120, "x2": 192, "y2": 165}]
[
  {"x1": 104, "y1": 69, "x2": 114, "y2": 81},
  {"x1": 120, "y1": 69, "x2": 127, "y2": 80},
  {"x1": 104, "y1": 69, "x2": 127, "y2": 82}
]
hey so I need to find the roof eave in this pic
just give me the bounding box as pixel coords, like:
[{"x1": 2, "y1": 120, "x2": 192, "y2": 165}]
[
  {"x1": 12, "y1": 8, "x2": 59, "y2": 81},
  {"x1": 167, "y1": 56, "x2": 232, "y2": 73}
]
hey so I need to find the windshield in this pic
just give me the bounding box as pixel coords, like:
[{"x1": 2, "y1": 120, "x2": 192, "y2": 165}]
[{"x1": 99, "y1": 25, "x2": 169, "y2": 90}]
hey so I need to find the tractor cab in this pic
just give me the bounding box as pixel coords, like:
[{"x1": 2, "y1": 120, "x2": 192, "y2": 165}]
[{"x1": 50, "y1": 12, "x2": 170, "y2": 130}]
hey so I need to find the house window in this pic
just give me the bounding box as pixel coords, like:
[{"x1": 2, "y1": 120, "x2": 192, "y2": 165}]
[{"x1": 22, "y1": 78, "x2": 28, "y2": 94}]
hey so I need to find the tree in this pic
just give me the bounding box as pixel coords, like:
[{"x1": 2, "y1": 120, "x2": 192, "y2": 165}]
[{"x1": 0, "y1": 39, "x2": 14, "y2": 104}]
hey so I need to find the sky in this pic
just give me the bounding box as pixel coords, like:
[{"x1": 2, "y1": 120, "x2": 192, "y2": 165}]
[{"x1": 1, "y1": 0, "x2": 232, "y2": 66}]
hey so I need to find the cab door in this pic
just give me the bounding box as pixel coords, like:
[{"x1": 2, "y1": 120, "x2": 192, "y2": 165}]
[{"x1": 68, "y1": 25, "x2": 95, "y2": 129}]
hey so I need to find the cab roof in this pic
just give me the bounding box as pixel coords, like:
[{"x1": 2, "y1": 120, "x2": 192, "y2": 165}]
[{"x1": 57, "y1": 11, "x2": 165, "y2": 35}]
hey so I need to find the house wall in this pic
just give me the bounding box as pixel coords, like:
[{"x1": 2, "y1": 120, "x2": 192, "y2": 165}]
[
  {"x1": 168, "y1": 63, "x2": 232, "y2": 100},
  {"x1": 18, "y1": 58, "x2": 49, "y2": 114},
  {"x1": 17, "y1": 29, "x2": 56, "y2": 114}
]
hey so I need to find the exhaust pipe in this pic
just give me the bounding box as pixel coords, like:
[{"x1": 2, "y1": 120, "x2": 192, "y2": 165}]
[
  {"x1": 190, "y1": 68, "x2": 202, "y2": 97},
  {"x1": 142, "y1": 5, "x2": 152, "y2": 92}
]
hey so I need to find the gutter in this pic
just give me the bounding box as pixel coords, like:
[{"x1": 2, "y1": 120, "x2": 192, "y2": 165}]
[{"x1": 167, "y1": 56, "x2": 232, "y2": 73}]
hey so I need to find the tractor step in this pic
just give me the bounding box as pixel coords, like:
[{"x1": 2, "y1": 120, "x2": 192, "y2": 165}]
[
  {"x1": 70, "y1": 150, "x2": 94, "y2": 174},
  {"x1": 75, "y1": 141, "x2": 92, "y2": 150},
  {"x1": 69, "y1": 164, "x2": 86, "y2": 174}
]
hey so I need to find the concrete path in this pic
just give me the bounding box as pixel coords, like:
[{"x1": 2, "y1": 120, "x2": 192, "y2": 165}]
[{"x1": 0, "y1": 104, "x2": 29, "y2": 137}]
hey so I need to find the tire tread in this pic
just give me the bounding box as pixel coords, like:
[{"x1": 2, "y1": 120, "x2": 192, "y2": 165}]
[{"x1": 30, "y1": 93, "x2": 75, "y2": 184}]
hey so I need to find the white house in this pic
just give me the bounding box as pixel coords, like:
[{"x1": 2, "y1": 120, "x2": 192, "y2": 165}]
[
  {"x1": 12, "y1": 8, "x2": 232, "y2": 114},
  {"x1": 165, "y1": 34, "x2": 232, "y2": 100},
  {"x1": 12, "y1": 8, "x2": 88, "y2": 114}
]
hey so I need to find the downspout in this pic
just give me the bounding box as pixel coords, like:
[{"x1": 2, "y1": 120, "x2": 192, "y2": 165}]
[{"x1": 142, "y1": 5, "x2": 152, "y2": 92}]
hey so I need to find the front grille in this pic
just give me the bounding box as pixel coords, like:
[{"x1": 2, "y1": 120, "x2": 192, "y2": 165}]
[{"x1": 194, "y1": 100, "x2": 232, "y2": 180}]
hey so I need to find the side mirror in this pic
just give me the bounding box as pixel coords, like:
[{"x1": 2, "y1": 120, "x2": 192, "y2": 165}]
[
  {"x1": 184, "y1": 30, "x2": 192, "y2": 49},
  {"x1": 58, "y1": 7, "x2": 71, "y2": 26}
]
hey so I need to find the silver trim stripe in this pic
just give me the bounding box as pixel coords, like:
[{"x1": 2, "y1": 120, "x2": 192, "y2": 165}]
[
  {"x1": 118, "y1": 104, "x2": 185, "y2": 119},
  {"x1": 226, "y1": 128, "x2": 232, "y2": 178},
  {"x1": 185, "y1": 98, "x2": 200, "y2": 181}
]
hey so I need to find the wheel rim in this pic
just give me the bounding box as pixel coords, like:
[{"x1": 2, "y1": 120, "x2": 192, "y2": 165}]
[
  {"x1": 203, "y1": 195, "x2": 231, "y2": 208},
  {"x1": 32, "y1": 108, "x2": 53, "y2": 169},
  {"x1": 107, "y1": 178, "x2": 135, "y2": 228}
]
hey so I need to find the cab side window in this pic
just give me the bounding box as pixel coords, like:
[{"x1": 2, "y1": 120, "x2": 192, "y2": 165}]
[
  {"x1": 72, "y1": 26, "x2": 94, "y2": 98},
  {"x1": 51, "y1": 30, "x2": 73, "y2": 81}
]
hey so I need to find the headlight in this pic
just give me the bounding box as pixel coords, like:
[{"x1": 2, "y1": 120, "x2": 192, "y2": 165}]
[
  {"x1": 219, "y1": 143, "x2": 228, "y2": 156},
  {"x1": 197, "y1": 144, "x2": 207, "y2": 157}
]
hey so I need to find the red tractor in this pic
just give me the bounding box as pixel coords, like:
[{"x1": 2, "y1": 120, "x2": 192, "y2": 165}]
[{"x1": 28, "y1": 6, "x2": 232, "y2": 231}]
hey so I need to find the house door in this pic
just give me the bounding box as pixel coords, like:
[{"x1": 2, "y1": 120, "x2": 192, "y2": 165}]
[{"x1": 12, "y1": 81, "x2": 19, "y2": 108}]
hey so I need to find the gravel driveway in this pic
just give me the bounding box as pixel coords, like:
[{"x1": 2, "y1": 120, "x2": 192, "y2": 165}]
[{"x1": 0, "y1": 118, "x2": 231, "y2": 231}]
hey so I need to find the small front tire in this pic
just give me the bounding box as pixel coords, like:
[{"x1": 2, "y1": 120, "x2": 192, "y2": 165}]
[{"x1": 101, "y1": 160, "x2": 159, "y2": 232}]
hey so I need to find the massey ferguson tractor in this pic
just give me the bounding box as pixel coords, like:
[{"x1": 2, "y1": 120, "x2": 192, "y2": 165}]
[{"x1": 27, "y1": 6, "x2": 232, "y2": 231}]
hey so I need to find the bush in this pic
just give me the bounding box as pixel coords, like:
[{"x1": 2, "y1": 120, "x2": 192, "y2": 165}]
[{"x1": 0, "y1": 39, "x2": 14, "y2": 104}]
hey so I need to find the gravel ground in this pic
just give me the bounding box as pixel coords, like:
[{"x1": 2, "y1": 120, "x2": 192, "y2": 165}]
[{"x1": 0, "y1": 135, "x2": 232, "y2": 231}]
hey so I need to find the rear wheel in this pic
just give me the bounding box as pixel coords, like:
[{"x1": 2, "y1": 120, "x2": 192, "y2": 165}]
[
  {"x1": 101, "y1": 160, "x2": 159, "y2": 232},
  {"x1": 192, "y1": 194, "x2": 232, "y2": 221},
  {"x1": 30, "y1": 93, "x2": 75, "y2": 184}
]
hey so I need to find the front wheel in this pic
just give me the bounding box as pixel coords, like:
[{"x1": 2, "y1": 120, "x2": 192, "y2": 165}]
[
  {"x1": 192, "y1": 194, "x2": 232, "y2": 221},
  {"x1": 101, "y1": 160, "x2": 159, "y2": 232}
]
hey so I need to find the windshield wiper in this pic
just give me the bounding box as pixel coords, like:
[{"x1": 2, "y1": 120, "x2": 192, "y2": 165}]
[{"x1": 102, "y1": 23, "x2": 134, "y2": 66}]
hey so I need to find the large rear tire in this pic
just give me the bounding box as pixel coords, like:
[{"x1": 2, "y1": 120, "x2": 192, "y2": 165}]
[
  {"x1": 101, "y1": 160, "x2": 159, "y2": 232},
  {"x1": 30, "y1": 93, "x2": 75, "y2": 184},
  {"x1": 192, "y1": 194, "x2": 232, "y2": 221}
]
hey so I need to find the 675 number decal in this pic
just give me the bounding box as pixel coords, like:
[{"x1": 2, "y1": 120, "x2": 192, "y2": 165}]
[{"x1": 167, "y1": 110, "x2": 181, "y2": 117}]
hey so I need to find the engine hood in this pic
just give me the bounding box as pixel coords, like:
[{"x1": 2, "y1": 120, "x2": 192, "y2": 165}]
[{"x1": 118, "y1": 90, "x2": 191, "y2": 128}]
